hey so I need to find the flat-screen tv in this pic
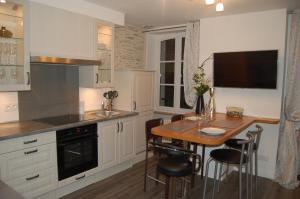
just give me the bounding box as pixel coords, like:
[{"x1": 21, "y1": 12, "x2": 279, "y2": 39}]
[{"x1": 213, "y1": 50, "x2": 278, "y2": 89}]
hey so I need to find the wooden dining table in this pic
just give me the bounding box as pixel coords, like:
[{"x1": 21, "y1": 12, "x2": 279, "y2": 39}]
[{"x1": 151, "y1": 112, "x2": 279, "y2": 183}]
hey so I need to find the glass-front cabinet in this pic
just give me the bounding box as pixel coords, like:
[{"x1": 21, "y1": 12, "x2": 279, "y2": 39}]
[
  {"x1": 0, "y1": 0, "x2": 30, "y2": 91},
  {"x1": 97, "y1": 23, "x2": 113, "y2": 87},
  {"x1": 79, "y1": 22, "x2": 114, "y2": 88}
]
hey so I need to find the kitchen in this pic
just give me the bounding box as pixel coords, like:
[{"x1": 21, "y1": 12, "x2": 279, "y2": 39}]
[{"x1": 0, "y1": 0, "x2": 300, "y2": 199}]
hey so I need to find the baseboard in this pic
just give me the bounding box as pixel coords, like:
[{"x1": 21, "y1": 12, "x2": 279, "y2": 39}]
[{"x1": 133, "y1": 151, "x2": 153, "y2": 164}]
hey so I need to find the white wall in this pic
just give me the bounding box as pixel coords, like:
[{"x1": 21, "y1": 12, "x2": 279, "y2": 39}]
[
  {"x1": 199, "y1": 9, "x2": 287, "y2": 179},
  {"x1": 29, "y1": 0, "x2": 124, "y2": 25},
  {"x1": 79, "y1": 87, "x2": 111, "y2": 111},
  {"x1": 0, "y1": 92, "x2": 19, "y2": 123}
]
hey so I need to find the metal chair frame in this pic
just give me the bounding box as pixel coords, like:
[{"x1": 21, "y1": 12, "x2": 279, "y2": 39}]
[{"x1": 203, "y1": 130, "x2": 258, "y2": 199}]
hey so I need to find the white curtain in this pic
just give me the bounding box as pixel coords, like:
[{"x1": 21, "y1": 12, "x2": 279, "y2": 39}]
[
  {"x1": 183, "y1": 22, "x2": 200, "y2": 107},
  {"x1": 275, "y1": 10, "x2": 300, "y2": 189}
]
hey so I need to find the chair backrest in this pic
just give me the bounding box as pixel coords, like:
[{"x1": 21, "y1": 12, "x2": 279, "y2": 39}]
[
  {"x1": 253, "y1": 125, "x2": 263, "y2": 150},
  {"x1": 171, "y1": 114, "x2": 184, "y2": 122},
  {"x1": 237, "y1": 131, "x2": 256, "y2": 164},
  {"x1": 145, "y1": 118, "x2": 163, "y2": 143}
]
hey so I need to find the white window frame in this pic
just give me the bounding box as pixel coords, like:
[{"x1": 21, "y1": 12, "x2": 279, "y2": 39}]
[{"x1": 154, "y1": 31, "x2": 191, "y2": 113}]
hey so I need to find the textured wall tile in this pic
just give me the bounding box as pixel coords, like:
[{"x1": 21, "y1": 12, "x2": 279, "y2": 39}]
[{"x1": 115, "y1": 25, "x2": 145, "y2": 69}]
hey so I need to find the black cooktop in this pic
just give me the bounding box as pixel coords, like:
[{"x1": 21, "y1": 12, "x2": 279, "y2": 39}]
[{"x1": 34, "y1": 114, "x2": 97, "y2": 126}]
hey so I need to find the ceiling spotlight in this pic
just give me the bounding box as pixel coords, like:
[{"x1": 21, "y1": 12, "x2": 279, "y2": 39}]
[
  {"x1": 0, "y1": 0, "x2": 6, "y2": 4},
  {"x1": 216, "y1": 2, "x2": 224, "y2": 12},
  {"x1": 205, "y1": 0, "x2": 215, "y2": 5}
]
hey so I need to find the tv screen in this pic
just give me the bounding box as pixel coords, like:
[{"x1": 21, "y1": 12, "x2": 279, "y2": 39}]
[{"x1": 213, "y1": 50, "x2": 278, "y2": 89}]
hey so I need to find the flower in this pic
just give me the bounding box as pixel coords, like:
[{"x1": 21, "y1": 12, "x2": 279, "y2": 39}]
[{"x1": 193, "y1": 66, "x2": 210, "y2": 96}]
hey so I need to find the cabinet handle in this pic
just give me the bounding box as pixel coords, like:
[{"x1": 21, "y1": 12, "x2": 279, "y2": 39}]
[
  {"x1": 120, "y1": 122, "x2": 123, "y2": 132},
  {"x1": 133, "y1": 101, "x2": 137, "y2": 111},
  {"x1": 117, "y1": 123, "x2": 119, "y2": 133},
  {"x1": 96, "y1": 73, "x2": 99, "y2": 84},
  {"x1": 75, "y1": 174, "x2": 86, "y2": 180},
  {"x1": 27, "y1": 72, "x2": 31, "y2": 85},
  {"x1": 26, "y1": 174, "x2": 39, "y2": 181},
  {"x1": 23, "y1": 139, "x2": 37, "y2": 145},
  {"x1": 24, "y1": 149, "x2": 38, "y2": 155}
]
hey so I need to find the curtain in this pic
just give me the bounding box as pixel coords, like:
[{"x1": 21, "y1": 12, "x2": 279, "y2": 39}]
[
  {"x1": 275, "y1": 10, "x2": 300, "y2": 189},
  {"x1": 183, "y1": 22, "x2": 200, "y2": 107}
]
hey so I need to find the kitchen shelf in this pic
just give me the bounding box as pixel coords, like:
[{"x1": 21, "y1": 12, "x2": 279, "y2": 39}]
[
  {"x1": 0, "y1": 64, "x2": 24, "y2": 67},
  {"x1": 0, "y1": 12, "x2": 23, "y2": 19},
  {"x1": 0, "y1": 36, "x2": 23, "y2": 40}
]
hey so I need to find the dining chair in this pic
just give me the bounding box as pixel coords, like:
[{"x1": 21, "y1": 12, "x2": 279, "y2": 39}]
[
  {"x1": 151, "y1": 142, "x2": 202, "y2": 199},
  {"x1": 202, "y1": 130, "x2": 258, "y2": 199},
  {"x1": 171, "y1": 114, "x2": 185, "y2": 147},
  {"x1": 224, "y1": 125, "x2": 263, "y2": 191},
  {"x1": 144, "y1": 118, "x2": 164, "y2": 192}
]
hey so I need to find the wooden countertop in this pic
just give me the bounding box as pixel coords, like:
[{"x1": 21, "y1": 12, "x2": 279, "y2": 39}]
[{"x1": 152, "y1": 112, "x2": 279, "y2": 146}]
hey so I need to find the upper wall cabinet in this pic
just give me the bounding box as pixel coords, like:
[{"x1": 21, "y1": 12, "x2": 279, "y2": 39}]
[
  {"x1": 79, "y1": 22, "x2": 114, "y2": 88},
  {"x1": 0, "y1": 0, "x2": 30, "y2": 91},
  {"x1": 29, "y1": 2, "x2": 96, "y2": 60}
]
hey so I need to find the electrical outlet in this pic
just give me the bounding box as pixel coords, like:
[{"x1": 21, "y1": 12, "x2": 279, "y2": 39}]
[{"x1": 4, "y1": 104, "x2": 18, "y2": 112}]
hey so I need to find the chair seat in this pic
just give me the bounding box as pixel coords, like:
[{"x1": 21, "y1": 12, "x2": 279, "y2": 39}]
[
  {"x1": 225, "y1": 139, "x2": 257, "y2": 151},
  {"x1": 157, "y1": 157, "x2": 193, "y2": 177},
  {"x1": 210, "y1": 149, "x2": 248, "y2": 165}
]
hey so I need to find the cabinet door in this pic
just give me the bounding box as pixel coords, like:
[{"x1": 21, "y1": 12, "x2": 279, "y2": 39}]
[
  {"x1": 134, "y1": 72, "x2": 154, "y2": 112},
  {"x1": 134, "y1": 111, "x2": 153, "y2": 154},
  {"x1": 98, "y1": 121, "x2": 118, "y2": 170},
  {"x1": 119, "y1": 118, "x2": 134, "y2": 163},
  {"x1": 0, "y1": 0, "x2": 30, "y2": 91}
]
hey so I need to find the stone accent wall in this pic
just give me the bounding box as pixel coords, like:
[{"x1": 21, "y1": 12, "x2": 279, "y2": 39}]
[{"x1": 114, "y1": 25, "x2": 145, "y2": 69}]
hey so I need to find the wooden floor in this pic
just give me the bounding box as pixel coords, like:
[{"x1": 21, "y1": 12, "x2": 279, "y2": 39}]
[{"x1": 62, "y1": 160, "x2": 300, "y2": 199}]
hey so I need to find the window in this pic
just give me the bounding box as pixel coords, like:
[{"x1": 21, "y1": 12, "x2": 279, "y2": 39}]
[{"x1": 156, "y1": 32, "x2": 192, "y2": 112}]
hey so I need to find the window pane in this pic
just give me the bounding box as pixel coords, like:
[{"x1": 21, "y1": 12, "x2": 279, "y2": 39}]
[
  {"x1": 180, "y1": 86, "x2": 192, "y2": 109},
  {"x1": 181, "y1": 62, "x2": 184, "y2": 85},
  {"x1": 181, "y1": 37, "x2": 185, "y2": 60},
  {"x1": 160, "y1": 39, "x2": 175, "y2": 61},
  {"x1": 160, "y1": 62, "x2": 175, "y2": 84},
  {"x1": 160, "y1": 85, "x2": 174, "y2": 107}
]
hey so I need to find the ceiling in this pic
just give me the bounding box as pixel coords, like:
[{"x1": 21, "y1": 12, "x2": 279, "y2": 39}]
[{"x1": 86, "y1": 0, "x2": 300, "y2": 27}]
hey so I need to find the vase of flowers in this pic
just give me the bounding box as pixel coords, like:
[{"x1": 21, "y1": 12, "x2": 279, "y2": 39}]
[{"x1": 193, "y1": 65, "x2": 210, "y2": 115}]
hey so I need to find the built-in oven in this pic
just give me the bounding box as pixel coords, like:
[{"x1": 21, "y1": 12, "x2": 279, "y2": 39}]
[{"x1": 56, "y1": 123, "x2": 98, "y2": 181}]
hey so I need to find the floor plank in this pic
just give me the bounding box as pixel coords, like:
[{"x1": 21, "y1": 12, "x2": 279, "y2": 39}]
[{"x1": 62, "y1": 160, "x2": 300, "y2": 199}]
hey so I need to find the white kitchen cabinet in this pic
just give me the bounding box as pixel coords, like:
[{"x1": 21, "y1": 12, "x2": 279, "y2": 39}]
[
  {"x1": 98, "y1": 119, "x2": 119, "y2": 170},
  {"x1": 79, "y1": 22, "x2": 114, "y2": 88},
  {"x1": 134, "y1": 111, "x2": 153, "y2": 154},
  {"x1": 114, "y1": 70, "x2": 154, "y2": 154},
  {"x1": 98, "y1": 117, "x2": 134, "y2": 170},
  {"x1": 0, "y1": 0, "x2": 31, "y2": 91},
  {"x1": 0, "y1": 131, "x2": 58, "y2": 198},
  {"x1": 29, "y1": 1, "x2": 96, "y2": 60},
  {"x1": 114, "y1": 70, "x2": 154, "y2": 112},
  {"x1": 119, "y1": 118, "x2": 134, "y2": 163}
]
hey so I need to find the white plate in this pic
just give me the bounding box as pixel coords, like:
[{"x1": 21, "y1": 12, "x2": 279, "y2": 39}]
[
  {"x1": 199, "y1": 127, "x2": 226, "y2": 136},
  {"x1": 185, "y1": 116, "x2": 199, "y2": 121}
]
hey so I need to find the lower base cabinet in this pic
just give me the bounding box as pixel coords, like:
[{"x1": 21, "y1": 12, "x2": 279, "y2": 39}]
[
  {"x1": 98, "y1": 117, "x2": 135, "y2": 170},
  {"x1": 0, "y1": 132, "x2": 57, "y2": 199}
]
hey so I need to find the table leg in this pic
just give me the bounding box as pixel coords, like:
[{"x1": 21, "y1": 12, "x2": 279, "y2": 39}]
[
  {"x1": 201, "y1": 144, "x2": 206, "y2": 179},
  {"x1": 191, "y1": 143, "x2": 197, "y2": 188}
]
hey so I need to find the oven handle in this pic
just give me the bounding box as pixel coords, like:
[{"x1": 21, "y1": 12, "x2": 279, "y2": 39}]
[{"x1": 58, "y1": 134, "x2": 98, "y2": 145}]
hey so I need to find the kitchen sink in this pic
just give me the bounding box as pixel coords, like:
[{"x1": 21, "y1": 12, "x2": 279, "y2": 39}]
[{"x1": 95, "y1": 111, "x2": 121, "y2": 117}]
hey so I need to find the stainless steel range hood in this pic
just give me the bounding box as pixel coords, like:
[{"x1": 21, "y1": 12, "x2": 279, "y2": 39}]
[{"x1": 30, "y1": 56, "x2": 101, "y2": 66}]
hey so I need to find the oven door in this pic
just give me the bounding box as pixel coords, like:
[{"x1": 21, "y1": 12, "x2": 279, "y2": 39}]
[{"x1": 57, "y1": 134, "x2": 98, "y2": 181}]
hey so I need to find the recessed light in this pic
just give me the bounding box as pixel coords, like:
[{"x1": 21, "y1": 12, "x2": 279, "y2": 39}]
[
  {"x1": 216, "y1": 2, "x2": 224, "y2": 12},
  {"x1": 0, "y1": 0, "x2": 6, "y2": 4},
  {"x1": 205, "y1": 0, "x2": 215, "y2": 5}
]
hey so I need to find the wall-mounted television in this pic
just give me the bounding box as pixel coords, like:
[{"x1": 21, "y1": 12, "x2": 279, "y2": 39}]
[{"x1": 213, "y1": 50, "x2": 278, "y2": 89}]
